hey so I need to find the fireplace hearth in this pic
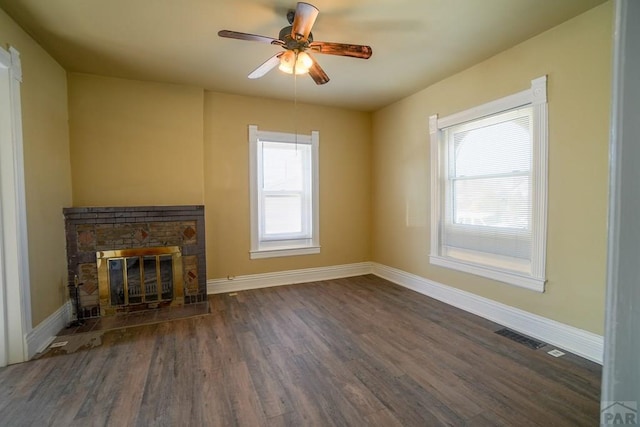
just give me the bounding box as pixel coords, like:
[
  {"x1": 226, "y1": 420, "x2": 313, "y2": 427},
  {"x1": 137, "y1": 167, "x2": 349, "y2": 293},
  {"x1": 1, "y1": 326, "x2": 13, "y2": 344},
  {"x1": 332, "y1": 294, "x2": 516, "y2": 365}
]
[{"x1": 64, "y1": 206, "x2": 206, "y2": 318}]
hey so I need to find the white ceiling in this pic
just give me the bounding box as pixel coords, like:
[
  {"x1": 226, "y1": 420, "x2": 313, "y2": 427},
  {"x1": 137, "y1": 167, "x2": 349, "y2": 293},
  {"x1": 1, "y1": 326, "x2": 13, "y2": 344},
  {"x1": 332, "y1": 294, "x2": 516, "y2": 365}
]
[{"x1": 0, "y1": 0, "x2": 606, "y2": 111}]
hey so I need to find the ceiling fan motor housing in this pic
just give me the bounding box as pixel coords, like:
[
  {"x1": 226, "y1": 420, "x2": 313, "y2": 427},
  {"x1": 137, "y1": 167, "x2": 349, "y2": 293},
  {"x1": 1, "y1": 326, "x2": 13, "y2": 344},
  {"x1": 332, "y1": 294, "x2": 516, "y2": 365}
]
[{"x1": 279, "y1": 26, "x2": 313, "y2": 50}]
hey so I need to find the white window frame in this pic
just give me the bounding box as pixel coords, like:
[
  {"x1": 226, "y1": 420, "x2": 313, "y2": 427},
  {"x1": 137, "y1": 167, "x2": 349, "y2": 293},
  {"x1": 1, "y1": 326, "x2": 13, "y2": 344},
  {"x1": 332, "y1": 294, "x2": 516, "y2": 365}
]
[
  {"x1": 249, "y1": 125, "x2": 320, "y2": 259},
  {"x1": 429, "y1": 76, "x2": 548, "y2": 292}
]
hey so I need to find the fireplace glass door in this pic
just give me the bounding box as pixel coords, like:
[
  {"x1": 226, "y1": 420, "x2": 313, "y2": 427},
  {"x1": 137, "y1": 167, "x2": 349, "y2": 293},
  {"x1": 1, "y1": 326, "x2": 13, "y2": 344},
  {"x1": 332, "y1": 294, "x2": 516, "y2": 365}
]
[
  {"x1": 97, "y1": 246, "x2": 183, "y2": 315},
  {"x1": 107, "y1": 254, "x2": 173, "y2": 307}
]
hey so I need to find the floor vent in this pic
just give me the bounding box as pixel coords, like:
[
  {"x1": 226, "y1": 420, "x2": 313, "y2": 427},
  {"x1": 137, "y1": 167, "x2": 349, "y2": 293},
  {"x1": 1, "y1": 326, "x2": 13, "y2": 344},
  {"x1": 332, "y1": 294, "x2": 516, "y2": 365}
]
[{"x1": 495, "y1": 328, "x2": 546, "y2": 350}]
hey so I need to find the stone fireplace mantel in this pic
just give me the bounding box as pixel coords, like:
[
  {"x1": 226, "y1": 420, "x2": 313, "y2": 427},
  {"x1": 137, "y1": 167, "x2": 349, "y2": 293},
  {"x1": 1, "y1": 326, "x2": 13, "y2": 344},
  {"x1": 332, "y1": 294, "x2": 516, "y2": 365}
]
[{"x1": 63, "y1": 205, "x2": 206, "y2": 318}]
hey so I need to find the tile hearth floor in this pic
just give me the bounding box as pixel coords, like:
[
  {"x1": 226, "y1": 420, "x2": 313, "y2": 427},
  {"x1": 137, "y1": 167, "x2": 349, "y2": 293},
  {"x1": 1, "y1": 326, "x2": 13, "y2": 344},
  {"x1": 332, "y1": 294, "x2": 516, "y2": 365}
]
[{"x1": 55, "y1": 302, "x2": 211, "y2": 336}]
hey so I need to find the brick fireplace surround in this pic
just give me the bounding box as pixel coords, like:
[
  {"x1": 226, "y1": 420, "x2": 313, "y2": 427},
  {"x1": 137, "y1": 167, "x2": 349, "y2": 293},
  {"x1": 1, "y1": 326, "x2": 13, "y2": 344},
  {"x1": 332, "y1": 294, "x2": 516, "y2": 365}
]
[{"x1": 63, "y1": 205, "x2": 207, "y2": 318}]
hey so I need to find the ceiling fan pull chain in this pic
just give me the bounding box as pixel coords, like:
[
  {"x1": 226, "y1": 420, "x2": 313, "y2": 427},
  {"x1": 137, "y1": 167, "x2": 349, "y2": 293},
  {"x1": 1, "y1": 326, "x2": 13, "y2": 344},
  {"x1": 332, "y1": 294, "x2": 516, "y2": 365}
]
[{"x1": 294, "y1": 65, "x2": 299, "y2": 150}]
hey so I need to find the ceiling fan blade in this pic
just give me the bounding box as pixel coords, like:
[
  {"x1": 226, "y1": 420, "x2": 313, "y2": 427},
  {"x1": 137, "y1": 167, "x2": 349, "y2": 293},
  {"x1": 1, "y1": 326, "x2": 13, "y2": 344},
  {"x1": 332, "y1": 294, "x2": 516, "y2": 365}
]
[
  {"x1": 307, "y1": 55, "x2": 329, "y2": 85},
  {"x1": 248, "y1": 53, "x2": 283, "y2": 79},
  {"x1": 291, "y1": 2, "x2": 319, "y2": 41},
  {"x1": 218, "y1": 30, "x2": 283, "y2": 46},
  {"x1": 309, "y1": 41, "x2": 372, "y2": 59}
]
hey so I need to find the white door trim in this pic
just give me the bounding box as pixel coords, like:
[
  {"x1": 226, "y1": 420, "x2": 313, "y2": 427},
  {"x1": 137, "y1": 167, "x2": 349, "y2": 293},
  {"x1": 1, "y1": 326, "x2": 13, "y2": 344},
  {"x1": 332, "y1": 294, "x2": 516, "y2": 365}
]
[
  {"x1": 0, "y1": 45, "x2": 32, "y2": 366},
  {"x1": 601, "y1": 0, "x2": 640, "y2": 407}
]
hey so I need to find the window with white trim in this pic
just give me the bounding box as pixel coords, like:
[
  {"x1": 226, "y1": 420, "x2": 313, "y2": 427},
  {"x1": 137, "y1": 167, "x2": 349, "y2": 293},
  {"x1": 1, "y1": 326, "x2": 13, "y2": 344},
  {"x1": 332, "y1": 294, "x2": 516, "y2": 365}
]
[
  {"x1": 429, "y1": 76, "x2": 548, "y2": 292},
  {"x1": 249, "y1": 125, "x2": 320, "y2": 259}
]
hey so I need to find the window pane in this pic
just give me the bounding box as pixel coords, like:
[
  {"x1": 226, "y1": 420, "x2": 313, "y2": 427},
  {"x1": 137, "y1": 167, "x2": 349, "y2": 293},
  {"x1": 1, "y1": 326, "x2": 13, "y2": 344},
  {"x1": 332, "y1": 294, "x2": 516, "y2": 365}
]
[
  {"x1": 127, "y1": 257, "x2": 142, "y2": 304},
  {"x1": 264, "y1": 195, "x2": 302, "y2": 235},
  {"x1": 443, "y1": 108, "x2": 534, "y2": 262},
  {"x1": 454, "y1": 175, "x2": 530, "y2": 229},
  {"x1": 159, "y1": 255, "x2": 173, "y2": 300},
  {"x1": 108, "y1": 258, "x2": 124, "y2": 306},
  {"x1": 262, "y1": 142, "x2": 308, "y2": 191},
  {"x1": 454, "y1": 115, "x2": 531, "y2": 177},
  {"x1": 143, "y1": 256, "x2": 158, "y2": 301}
]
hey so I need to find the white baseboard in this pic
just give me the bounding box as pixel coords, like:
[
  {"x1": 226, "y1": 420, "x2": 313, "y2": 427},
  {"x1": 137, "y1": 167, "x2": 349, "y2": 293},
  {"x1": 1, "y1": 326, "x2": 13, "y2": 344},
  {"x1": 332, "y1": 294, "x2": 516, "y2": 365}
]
[
  {"x1": 207, "y1": 262, "x2": 373, "y2": 294},
  {"x1": 23, "y1": 263, "x2": 603, "y2": 364},
  {"x1": 26, "y1": 300, "x2": 72, "y2": 360},
  {"x1": 208, "y1": 261, "x2": 603, "y2": 363},
  {"x1": 372, "y1": 263, "x2": 604, "y2": 364}
]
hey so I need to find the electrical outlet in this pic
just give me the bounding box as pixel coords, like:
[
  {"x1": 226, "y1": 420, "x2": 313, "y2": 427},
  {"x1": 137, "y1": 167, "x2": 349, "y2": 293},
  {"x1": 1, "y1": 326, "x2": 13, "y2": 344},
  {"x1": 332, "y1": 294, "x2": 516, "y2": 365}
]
[{"x1": 547, "y1": 349, "x2": 565, "y2": 357}]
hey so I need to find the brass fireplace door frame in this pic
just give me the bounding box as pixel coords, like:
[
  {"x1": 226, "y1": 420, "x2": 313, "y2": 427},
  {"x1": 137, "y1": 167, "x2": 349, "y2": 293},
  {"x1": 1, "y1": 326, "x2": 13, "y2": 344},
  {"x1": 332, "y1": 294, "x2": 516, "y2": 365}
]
[{"x1": 97, "y1": 246, "x2": 184, "y2": 316}]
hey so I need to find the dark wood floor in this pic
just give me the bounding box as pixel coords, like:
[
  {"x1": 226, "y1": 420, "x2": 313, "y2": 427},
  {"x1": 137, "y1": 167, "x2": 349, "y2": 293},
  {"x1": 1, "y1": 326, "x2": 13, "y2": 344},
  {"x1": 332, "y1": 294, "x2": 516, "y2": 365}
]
[{"x1": 0, "y1": 275, "x2": 601, "y2": 426}]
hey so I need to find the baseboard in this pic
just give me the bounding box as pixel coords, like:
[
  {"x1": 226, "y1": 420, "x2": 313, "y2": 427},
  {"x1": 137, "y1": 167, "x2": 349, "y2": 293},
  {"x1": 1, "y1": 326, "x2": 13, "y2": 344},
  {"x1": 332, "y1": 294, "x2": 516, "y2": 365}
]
[
  {"x1": 26, "y1": 300, "x2": 72, "y2": 360},
  {"x1": 207, "y1": 262, "x2": 373, "y2": 294},
  {"x1": 207, "y1": 260, "x2": 603, "y2": 364},
  {"x1": 372, "y1": 263, "x2": 604, "y2": 364}
]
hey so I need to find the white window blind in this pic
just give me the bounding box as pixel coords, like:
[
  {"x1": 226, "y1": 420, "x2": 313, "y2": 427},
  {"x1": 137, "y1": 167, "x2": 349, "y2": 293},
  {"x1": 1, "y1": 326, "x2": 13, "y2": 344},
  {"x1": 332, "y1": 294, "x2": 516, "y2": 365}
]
[{"x1": 443, "y1": 108, "x2": 533, "y2": 262}]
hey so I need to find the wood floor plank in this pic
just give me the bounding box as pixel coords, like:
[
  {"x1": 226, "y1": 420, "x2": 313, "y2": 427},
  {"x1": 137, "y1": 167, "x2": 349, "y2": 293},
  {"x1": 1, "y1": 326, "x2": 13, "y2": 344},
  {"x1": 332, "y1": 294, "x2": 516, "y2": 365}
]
[
  {"x1": 235, "y1": 330, "x2": 293, "y2": 419},
  {"x1": 0, "y1": 275, "x2": 601, "y2": 426},
  {"x1": 363, "y1": 408, "x2": 405, "y2": 427},
  {"x1": 360, "y1": 333, "x2": 485, "y2": 421},
  {"x1": 301, "y1": 347, "x2": 387, "y2": 417},
  {"x1": 222, "y1": 361, "x2": 269, "y2": 426},
  {"x1": 194, "y1": 317, "x2": 235, "y2": 427},
  {"x1": 263, "y1": 343, "x2": 334, "y2": 426},
  {"x1": 347, "y1": 356, "x2": 458, "y2": 426}
]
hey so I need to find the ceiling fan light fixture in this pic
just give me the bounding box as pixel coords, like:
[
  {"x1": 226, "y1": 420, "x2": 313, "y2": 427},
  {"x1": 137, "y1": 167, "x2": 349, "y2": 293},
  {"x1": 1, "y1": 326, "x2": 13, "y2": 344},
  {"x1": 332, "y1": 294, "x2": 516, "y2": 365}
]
[{"x1": 278, "y1": 50, "x2": 313, "y2": 75}]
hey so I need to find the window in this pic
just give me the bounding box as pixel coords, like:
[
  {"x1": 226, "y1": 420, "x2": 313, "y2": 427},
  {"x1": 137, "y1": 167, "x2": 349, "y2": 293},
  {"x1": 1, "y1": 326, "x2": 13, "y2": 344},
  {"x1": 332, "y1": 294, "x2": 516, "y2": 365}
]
[
  {"x1": 429, "y1": 76, "x2": 548, "y2": 291},
  {"x1": 249, "y1": 125, "x2": 320, "y2": 259}
]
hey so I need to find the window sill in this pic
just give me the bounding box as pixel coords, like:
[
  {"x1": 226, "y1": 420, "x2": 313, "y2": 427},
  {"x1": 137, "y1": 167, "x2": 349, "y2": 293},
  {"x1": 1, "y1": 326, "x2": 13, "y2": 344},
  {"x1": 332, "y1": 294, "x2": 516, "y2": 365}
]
[
  {"x1": 429, "y1": 255, "x2": 545, "y2": 292},
  {"x1": 250, "y1": 245, "x2": 320, "y2": 260}
]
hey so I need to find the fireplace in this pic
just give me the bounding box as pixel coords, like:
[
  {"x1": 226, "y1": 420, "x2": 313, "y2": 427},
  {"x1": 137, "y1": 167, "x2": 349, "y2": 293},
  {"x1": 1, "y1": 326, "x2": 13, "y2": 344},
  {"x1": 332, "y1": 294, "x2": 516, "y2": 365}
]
[
  {"x1": 97, "y1": 246, "x2": 184, "y2": 315},
  {"x1": 64, "y1": 206, "x2": 206, "y2": 318}
]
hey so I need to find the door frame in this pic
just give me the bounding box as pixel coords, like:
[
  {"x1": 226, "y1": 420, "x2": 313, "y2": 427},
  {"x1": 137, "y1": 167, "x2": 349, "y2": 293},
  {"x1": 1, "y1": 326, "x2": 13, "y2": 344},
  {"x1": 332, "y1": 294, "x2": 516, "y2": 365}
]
[{"x1": 0, "y1": 45, "x2": 32, "y2": 366}]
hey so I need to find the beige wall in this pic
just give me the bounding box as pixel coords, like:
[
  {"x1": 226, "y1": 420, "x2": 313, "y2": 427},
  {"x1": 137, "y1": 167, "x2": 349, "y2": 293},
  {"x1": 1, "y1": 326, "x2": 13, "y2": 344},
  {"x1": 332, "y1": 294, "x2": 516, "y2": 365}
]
[
  {"x1": 0, "y1": 8, "x2": 73, "y2": 326},
  {"x1": 68, "y1": 73, "x2": 205, "y2": 206},
  {"x1": 67, "y1": 80, "x2": 372, "y2": 279},
  {"x1": 372, "y1": 2, "x2": 612, "y2": 334},
  {"x1": 204, "y1": 92, "x2": 371, "y2": 278},
  {"x1": 4, "y1": 1, "x2": 609, "y2": 335}
]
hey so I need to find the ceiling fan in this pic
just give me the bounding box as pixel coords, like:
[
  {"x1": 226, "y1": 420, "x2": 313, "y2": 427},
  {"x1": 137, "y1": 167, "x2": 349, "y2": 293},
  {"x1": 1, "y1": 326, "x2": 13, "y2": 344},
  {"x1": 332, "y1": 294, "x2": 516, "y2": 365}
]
[{"x1": 218, "y1": 2, "x2": 372, "y2": 85}]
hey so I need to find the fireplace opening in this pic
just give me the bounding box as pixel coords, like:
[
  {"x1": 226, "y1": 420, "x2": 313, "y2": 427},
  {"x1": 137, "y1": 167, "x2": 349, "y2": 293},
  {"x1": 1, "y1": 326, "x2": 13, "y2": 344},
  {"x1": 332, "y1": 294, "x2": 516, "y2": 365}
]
[{"x1": 97, "y1": 246, "x2": 184, "y2": 316}]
